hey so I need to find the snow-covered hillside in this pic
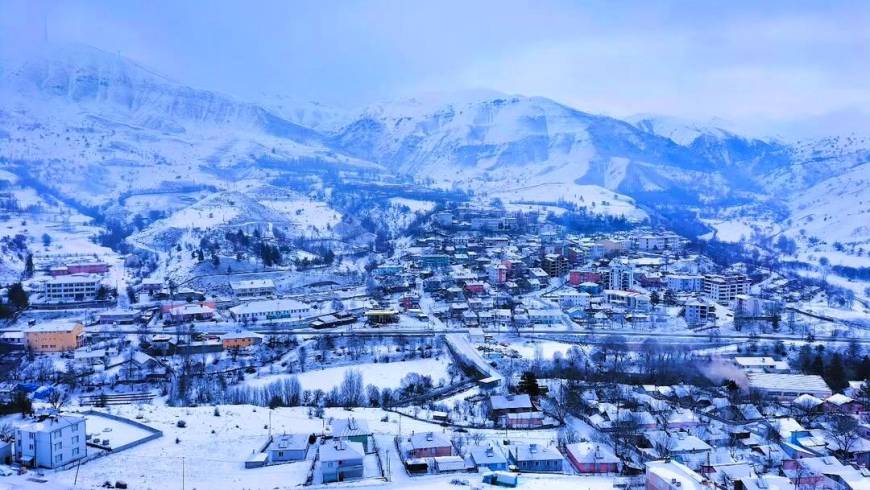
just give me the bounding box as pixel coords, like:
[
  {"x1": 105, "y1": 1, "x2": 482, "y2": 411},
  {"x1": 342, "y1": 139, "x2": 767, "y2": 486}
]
[{"x1": 0, "y1": 43, "x2": 380, "y2": 207}]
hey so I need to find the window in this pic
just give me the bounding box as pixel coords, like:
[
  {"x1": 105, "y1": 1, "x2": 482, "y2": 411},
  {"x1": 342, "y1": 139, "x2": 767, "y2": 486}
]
[
  {"x1": 72, "y1": 448, "x2": 80, "y2": 456},
  {"x1": 55, "y1": 442, "x2": 63, "y2": 450},
  {"x1": 55, "y1": 454, "x2": 62, "y2": 463},
  {"x1": 72, "y1": 423, "x2": 79, "y2": 431},
  {"x1": 53, "y1": 430, "x2": 62, "y2": 438},
  {"x1": 72, "y1": 436, "x2": 79, "y2": 444}
]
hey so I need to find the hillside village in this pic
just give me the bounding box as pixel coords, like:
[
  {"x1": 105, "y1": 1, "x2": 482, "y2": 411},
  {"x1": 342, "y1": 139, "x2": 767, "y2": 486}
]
[{"x1": 0, "y1": 196, "x2": 868, "y2": 490}]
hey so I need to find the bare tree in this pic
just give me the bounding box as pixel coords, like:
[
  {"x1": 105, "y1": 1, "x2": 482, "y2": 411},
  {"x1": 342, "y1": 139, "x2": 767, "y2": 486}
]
[
  {"x1": 826, "y1": 415, "x2": 859, "y2": 461},
  {"x1": 46, "y1": 387, "x2": 70, "y2": 412}
]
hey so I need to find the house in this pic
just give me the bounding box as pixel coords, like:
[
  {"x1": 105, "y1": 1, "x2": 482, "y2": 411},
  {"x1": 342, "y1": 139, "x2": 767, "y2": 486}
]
[
  {"x1": 786, "y1": 456, "x2": 868, "y2": 490},
  {"x1": 97, "y1": 309, "x2": 139, "y2": 325},
  {"x1": 746, "y1": 373, "x2": 832, "y2": 400},
  {"x1": 25, "y1": 321, "x2": 85, "y2": 353},
  {"x1": 310, "y1": 313, "x2": 356, "y2": 329},
  {"x1": 501, "y1": 411, "x2": 545, "y2": 429},
  {"x1": 42, "y1": 274, "x2": 101, "y2": 303},
  {"x1": 470, "y1": 445, "x2": 508, "y2": 471},
  {"x1": 364, "y1": 308, "x2": 400, "y2": 324},
  {"x1": 128, "y1": 351, "x2": 168, "y2": 379},
  {"x1": 230, "y1": 279, "x2": 275, "y2": 298},
  {"x1": 823, "y1": 394, "x2": 863, "y2": 414},
  {"x1": 565, "y1": 442, "x2": 621, "y2": 474},
  {"x1": 408, "y1": 431, "x2": 453, "y2": 458},
  {"x1": 527, "y1": 309, "x2": 562, "y2": 325},
  {"x1": 15, "y1": 415, "x2": 86, "y2": 469},
  {"x1": 168, "y1": 303, "x2": 215, "y2": 323},
  {"x1": 319, "y1": 439, "x2": 364, "y2": 483},
  {"x1": 645, "y1": 460, "x2": 710, "y2": 490},
  {"x1": 488, "y1": 394, "x2": 535, "y2": 421},
  {"x1": 329, "y1": 418, "x2": 372, "y2": 452},
  {"x1": 229, "y1": 299, "x2": 310, "y2": 323},
  {"x1": 266, "y1": 433, "x2": 310, "y2": 464},
  {"x1": 220, "y1": 330, "x2": 264, "y2": 350},
  {"x1": 507, "y1": 443, "x2": 564, "y2": 473},
  {"x1": 733, "y1": 357, "x2": 791, "y2": 374}
]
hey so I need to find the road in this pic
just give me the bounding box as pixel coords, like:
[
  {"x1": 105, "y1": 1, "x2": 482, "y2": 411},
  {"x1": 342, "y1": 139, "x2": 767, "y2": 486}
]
[{"x1": 10, "y1": 323, "x2": 866, "y2": 346}]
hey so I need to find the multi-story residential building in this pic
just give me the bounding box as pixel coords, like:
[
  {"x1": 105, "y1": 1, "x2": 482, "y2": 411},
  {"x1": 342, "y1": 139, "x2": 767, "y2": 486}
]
[
  {"x1": 604, "y1": 290, "x2": 650, "y2": 311},
  {"x1": 703, "y1": 274, "x2": 751, "y2": 303},
  {"x1": 230, "y1": 279, "x2": 276, "y2": 299},
  {"x1": 42, "y1": 274, "x2": 101, "y2": 303},
  {"x1": 608, "y1": 262, "x2": 635, "y2": 290},
  {"x1": 632, "y1": 233, "x2": 683, "y2": 251},
  {"x1": 683, "y1": 298, "x2": 716, "y2": 326},
  {"x1": 25, "y1": 321, "x2": 85, "y2": 353},
  {"x1": 15, "y1": 415, "x2": 86, "y2": 469},
  {"x1": 541, "y1": 254, "x2": 569, "y2": 278},
  {"x1": 666, "y1": 274, "x2": 703, "y2": 292},
  {"x1": 228, "y1": 299, "x2": 311, "y2": 323}
]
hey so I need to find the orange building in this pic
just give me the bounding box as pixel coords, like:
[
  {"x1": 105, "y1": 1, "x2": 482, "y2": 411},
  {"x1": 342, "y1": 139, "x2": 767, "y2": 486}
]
[
  {"x1": 220, "y1": 330, "x2": 264, "y2": 350},
  {"x1": 25, "y1": 321, "x2": 85, "y2": 352}
]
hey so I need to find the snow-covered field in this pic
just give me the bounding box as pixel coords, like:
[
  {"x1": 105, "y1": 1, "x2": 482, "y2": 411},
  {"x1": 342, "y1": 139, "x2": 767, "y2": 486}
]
[
  {"x1": 247, "y1": 356, "x2": 452, "y2": 391},
  {"x1": 41, "y1": 405, "x2": 574, "y2": 490}
]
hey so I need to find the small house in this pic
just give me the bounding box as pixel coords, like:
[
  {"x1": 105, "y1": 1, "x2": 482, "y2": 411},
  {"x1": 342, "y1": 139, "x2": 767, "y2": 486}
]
[
  {"x1": 507, "y1": 443, "x2": 564, "y2": 473},
  {"x1": 470, "y1": 445, "x2": 508, "y2": 471},
  {"x1": 329, "y1": 418, "x2": 372, "y2": 452},
  {"x1": 408, "y1": 431, "x2": 453, "y2": 458},
  {"x1": 565, "y1": 442, "x2": 621, "y2": 474},
  {"x1": 266, "y1": 434, "x2": 310, "y2": 464},
  {"x1": 319, "y1": 439, "x2": 364, "y2": 483}
]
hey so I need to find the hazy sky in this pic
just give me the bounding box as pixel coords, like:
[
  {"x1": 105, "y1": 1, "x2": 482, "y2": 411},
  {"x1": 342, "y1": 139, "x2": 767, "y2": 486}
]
[{"x1": 1, "y1": 0, "x2": 868, "y2": 126}]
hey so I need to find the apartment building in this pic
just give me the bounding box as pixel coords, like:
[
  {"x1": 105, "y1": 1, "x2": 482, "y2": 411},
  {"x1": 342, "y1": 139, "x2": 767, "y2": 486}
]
[
  {"x1": 703, "y1": 274, "x2": 751, "y2": 303},
  {"x1": 16, "y1": 415, "x2": 86, "y2": 469}
]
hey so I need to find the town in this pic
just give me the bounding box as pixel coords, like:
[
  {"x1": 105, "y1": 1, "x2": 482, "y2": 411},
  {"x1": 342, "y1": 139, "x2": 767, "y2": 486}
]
[{"x1": 0, "y1": 199, "x2": 868, "y2": 490}]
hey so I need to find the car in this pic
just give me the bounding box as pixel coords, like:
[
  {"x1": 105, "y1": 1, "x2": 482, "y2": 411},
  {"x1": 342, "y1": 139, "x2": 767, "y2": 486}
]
[{"x1": 0, "y1": 465, "x2": 15, "y2": 477}]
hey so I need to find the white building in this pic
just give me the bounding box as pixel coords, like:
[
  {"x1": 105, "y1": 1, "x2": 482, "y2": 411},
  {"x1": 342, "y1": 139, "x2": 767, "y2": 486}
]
[
  {"x1": 746, "y1": 373, "x2": 832, "y2": 400},
  {"x1": 666, "y1": 274, "x2": 703, "y2": 292},
  {"x1": 683, "y1": 298, "x2": 716, "y2": 326},
  {"x1": 604, "y1": 289, "x2": 650, "y2": 311},
  {"x1": 229, "y1": 298, "x2": 311, "y2": 322},
  {"x1": 230, "y1": 279, "x2": 276, "y2": 299},
  {"x1": 42, "y1": 275, "x2": 101, "y2": 303},
  {"x1": 703, "y1": 274, "x2": 751, "y2": 304},
  {"x1": 15, "y1": 415, "x2": 86, "y2": 469},
  {"x1": 608, "y1": 262, "x2": 635, "y2": 290}
]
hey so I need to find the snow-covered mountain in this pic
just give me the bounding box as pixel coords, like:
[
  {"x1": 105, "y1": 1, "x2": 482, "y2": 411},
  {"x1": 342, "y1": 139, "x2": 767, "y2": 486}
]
[
  {"x1": 0, "y1": 43, "x2": 379, "y2": 206},
  {"x1": 1, "y1": 42, "x2": 867, "y2": 241}
]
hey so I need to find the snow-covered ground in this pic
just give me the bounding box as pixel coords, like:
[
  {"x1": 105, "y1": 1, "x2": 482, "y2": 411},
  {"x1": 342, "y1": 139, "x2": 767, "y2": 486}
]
[{"x1": 246, "y1": 356, "x2": 453, "y2": 391}]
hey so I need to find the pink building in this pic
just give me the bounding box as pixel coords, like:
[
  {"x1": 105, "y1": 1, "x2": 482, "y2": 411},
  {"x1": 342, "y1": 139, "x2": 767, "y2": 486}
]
[
  {"x1": 565, "y1": 442, "x2": 621, "y2": 474},
  {"x1": 408, "y1": 432, "x2": 453, "y2": 458}
]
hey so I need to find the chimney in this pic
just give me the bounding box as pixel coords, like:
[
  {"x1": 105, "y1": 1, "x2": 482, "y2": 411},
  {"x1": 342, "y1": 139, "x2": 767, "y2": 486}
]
[
  {"x1": 426, "y1": 432, "x2": 433, "y2": 441},
  {"x1": 529, "y1": 443, "x2": 538, "y2": 453}
]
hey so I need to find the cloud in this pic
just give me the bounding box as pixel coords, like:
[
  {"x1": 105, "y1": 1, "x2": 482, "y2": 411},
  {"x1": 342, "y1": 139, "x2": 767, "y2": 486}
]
[{"x1": 1, "y1": 0, "x2": 867, "y2": 124}]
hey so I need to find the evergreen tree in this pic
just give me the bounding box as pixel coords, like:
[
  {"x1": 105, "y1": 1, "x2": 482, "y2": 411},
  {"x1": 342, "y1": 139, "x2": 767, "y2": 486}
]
[
  {"x1": 517, "y1": 371, "x2": 541, "y2": 397},
  {"x1": 24, "y1": 254, "x2": 34, "y2": 278},
  {"x1": 825, "y1": 353, "x2": 847, "y2": 391},
  {"x1": 8, "y1": 283, "x2": 28, "y2": 310},
  {"x1": 811, "y1": 354, "x2": 825, "y2": 375}
]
